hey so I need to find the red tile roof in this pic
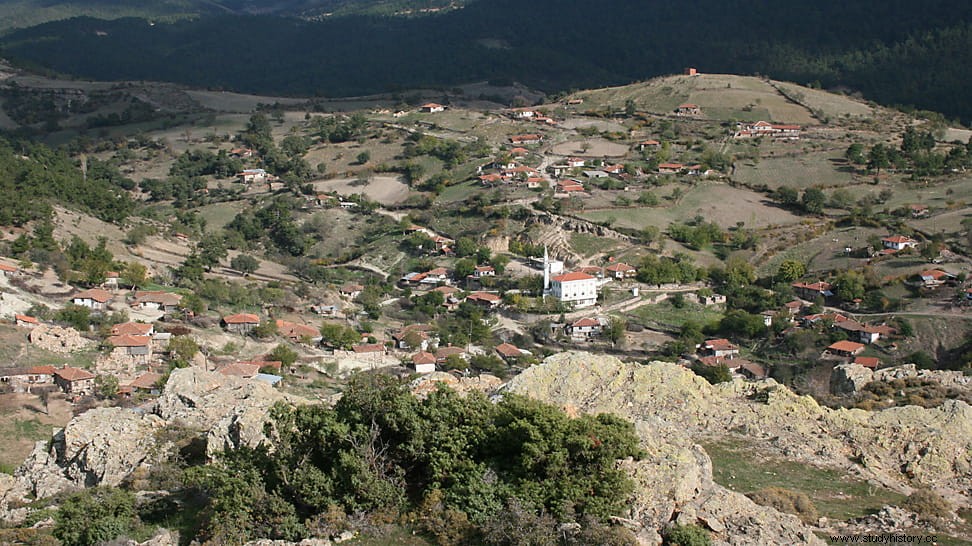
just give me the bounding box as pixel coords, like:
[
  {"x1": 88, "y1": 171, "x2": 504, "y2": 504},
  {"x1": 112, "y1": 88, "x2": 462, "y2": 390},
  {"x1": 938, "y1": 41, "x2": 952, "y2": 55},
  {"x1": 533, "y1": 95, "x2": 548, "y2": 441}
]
[
  {"x1": 882, "y1": 235, "x2": 916, "y2": 244},
  {"x1": 0, "y1": 263, "x2": 17, "y2": 272},
  {"x1": 551, "y1": 271, "x2": 594, "y2": 283},
  {"x1": 55, "y1": 366, "x2": 95, "y2": 381},
  {"x1": 27, "y1": 365, "x2": 56, "y2": 375},
  {"x1": 224, "y1": 313, "x2": 260, "y2": 324},
  {"x1": 412, "y1": 351, "x2": 436, "y2": 365},
  {"x1": 495, "y1": 343, "x2": 523, "y2": 358},
  {"x1": 352, "y1": 343, "x2": 385, "y2": 354},
  {"x1": 107, "y1": 334, "x2": 151, "y2": 348},
  {"x1": 111, "y1": 322, "x2": 153, "y2": 336},
  {"x1": 703, "y1": 339, "x2": 736, "y2": 351},
  {"x1": 605, "y1": 262, "x2": 635, "y2": 273},
  {"x1": 467, "y1": 292, "x2": 501, "y2": 302},
  {"x1": 15, "y1": 314, "x2": 38, "y2": 324},
  {"x1": 853, "y1": 356, "x2": 880, "y2": 369},
  {"x1": 130, "y1": 372, "x2": 163, "y2": 390},
  {"x1": 828, "y1": 340, "x2": 865, "y2": 353},
  {"x1": 572, "y1": 317, "x2": 599, "y2": 328},
  {"x1": 218, "y1": 362, "x2": 261, "y2": 377}
]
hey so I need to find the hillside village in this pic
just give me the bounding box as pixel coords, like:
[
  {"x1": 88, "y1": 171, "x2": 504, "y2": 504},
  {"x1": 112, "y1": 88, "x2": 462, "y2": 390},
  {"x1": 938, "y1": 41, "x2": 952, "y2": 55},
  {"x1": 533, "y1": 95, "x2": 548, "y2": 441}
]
[{"x1": 0, "y1": 65, "x2": 971, "y2": 544}]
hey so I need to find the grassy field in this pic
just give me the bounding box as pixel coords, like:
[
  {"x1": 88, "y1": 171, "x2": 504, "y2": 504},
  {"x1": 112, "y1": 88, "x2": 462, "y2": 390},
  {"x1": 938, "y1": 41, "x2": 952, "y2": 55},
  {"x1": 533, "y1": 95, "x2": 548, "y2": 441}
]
[
  {"x1": 704, "y1": 439, "x2": 905, "y2": 521},
  {"x1": 733, "y1": 151, "x2": 857, "y2": 191},
  {"x1": 628, "y1": 300, "x2": 724, "y2": 331},
  {"x1": 569, "y1": 232, "x2": 622, "y2": 257},
  {"x1": 579, "y1": 182, "x2": 805, "y2": 231}
]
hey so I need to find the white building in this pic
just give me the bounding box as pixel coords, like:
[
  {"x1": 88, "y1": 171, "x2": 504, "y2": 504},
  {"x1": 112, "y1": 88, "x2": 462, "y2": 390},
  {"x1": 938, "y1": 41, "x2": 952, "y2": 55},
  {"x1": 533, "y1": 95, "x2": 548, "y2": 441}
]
[{"x1": 550, "y1": 271, "x2": 598, "y2": 308}]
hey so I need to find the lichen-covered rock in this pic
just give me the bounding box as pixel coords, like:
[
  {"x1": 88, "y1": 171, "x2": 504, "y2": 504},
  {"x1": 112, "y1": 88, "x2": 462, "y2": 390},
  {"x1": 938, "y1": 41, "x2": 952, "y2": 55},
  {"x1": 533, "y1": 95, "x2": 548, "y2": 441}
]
[
  {"x1": 15, "y1": 408, "x2": 165, "y2": 498},
  {"x1": 831, "y1": 363, "x2": 874, "y2": 394},
  {"x1": 505, "y1": 351, "x2": 972, "y2": 544},
  {"x1": 409, "y1": 371, "x2": 503, "y2": 397}
]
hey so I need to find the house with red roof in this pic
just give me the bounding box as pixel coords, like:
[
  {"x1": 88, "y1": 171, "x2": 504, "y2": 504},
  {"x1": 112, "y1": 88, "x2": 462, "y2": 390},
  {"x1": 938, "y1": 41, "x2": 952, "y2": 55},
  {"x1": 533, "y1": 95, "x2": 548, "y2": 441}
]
[
  {"x1": 510, "y1": 134, "x2": 543, "y2": 145},
  {"x1": 276, "y1": 320, "x2": 321, "y2": 343},
  {"x1": 605, "y1": 262, "x2": 637, "y2": 280},
  {"x1": 909, "y1": 204, "x2": 929, "y2": 218},
  {"x1": 700, "y1": 339, "x2": 739, "y2": 359},
  {"x1": 0, "y1": 365, "x2": 55, "y2": 392},
  {"x1": 223, "y1": 313, "x2": 260, "y2": 334},
  {"x1": 71, "y1": 288, "x2": 113, "y2": 310},
  {"x1": 791, "y1": 281, "x2": 834, "y2": 300},
  {"x1": 473, "y1": 265, "x2": 496, "y2": 278},
  {"x1": 568, "y1": 317, "x2": 604, "y2": 339},
  {"x1": 421, "y1": 103, "x2": 445, "y2": 113},
  {"x1": 54, "y1": 366, "x2": 96, "y2": 396},
  {"x1": 657, "y1": 163, "x2": 683, "y2": 174},
  {"x1": 826, "y1": 340, "x2": 866, "y2": 358},
  {"x1": 550, "y1": 271, "x2": 598, "y2": 308},
  {"x1": 495, "y1": 343, "x2": 526, "y2": 361},
  {"x1": 881, "y1": 235, "x2": 918, "y2": 251},
  {"x1": 853, "y1": 356, "x2": 881, "y2": 369},
  {"x1": 15, "y1": 314, "x2": 39, "y2": 328},
  {"x1": 411, "y1": 351, "x2": 437, "y2": 374},
  {"x1": 466, "y1": 291, "x2": 502, "y2": 310},
  {"x1": 111, "y1": 322, "x2": 154, "y2": 337}
]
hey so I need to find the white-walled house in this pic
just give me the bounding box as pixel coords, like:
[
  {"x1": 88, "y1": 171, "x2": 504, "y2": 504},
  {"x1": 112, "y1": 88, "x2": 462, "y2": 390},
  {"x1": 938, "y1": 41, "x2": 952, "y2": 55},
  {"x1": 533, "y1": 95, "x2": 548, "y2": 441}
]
[{"x1": 550, "y1": 271, "x2": 598, "y2": 308}]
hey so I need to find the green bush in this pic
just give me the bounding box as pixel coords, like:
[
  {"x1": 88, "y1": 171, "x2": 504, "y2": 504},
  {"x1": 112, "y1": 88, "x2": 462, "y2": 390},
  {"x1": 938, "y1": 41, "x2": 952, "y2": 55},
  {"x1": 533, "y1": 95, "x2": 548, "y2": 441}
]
[
  {"x1": 53, "y1": 488, "x2": 137, "y2": 546},
  {"x1": 663, "y1": 524, "x2": 711, "y2": 546}
]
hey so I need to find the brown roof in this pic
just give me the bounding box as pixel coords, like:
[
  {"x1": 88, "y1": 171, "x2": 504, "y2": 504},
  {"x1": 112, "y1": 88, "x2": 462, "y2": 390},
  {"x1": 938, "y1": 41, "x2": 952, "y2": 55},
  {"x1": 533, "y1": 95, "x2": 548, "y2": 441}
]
[
  {"x1": 853, "y1": 356, "x2": 880, "y2": 369},
  {"x1": 218, "y1": 362, "x2": 261, "y2": 377},
  {"x1": 352, "y1": 343, "x2": 385, "y2": 354},
  {"x1": 467, "y1": 292, "x2": 501, "y2": 302},
  {"x1": 55, "y1": 366, "x2": 95, "y2": 381},
  {"x1": 111, "y1": 322, "x2": 153, "y2": 336},
  {"x1": 412, "y1": 351, "x2": 436, "y2": 365},
  {"x1": 130, "y1": 372, "x2": 163, "y2": 390},
  {"x1": 107, "y1": 334, "x2": 151, "y2": 348},
  {"x1": 238, "y1": 360, "x2": 282, "y2": 372},
  {"x1": 703, "y1": 339, "x2": 736, "y2": 352},
  {"x1": 276, "y1": 320, "x2": 319, "y2": 339},
  {"x1": 132, "y1": 291, "x2": 183, "y2": 306},
  {"x1": 572, "y1": 317, "x2": 599, "y2": 328},
  {"x1": 224, "y1": 313, "x2": 260, "y2": 325},
  {"x1": 73, "y1": 288, "x2": 112, "y2": 303},
  {"x1": 435, "y1": 346, "x2": 466, "y2": 360},
  {"x1": 27, "y1": 365, "x2": 56, "y2": 375},
  {"x1": 495, "y1": 343, "x2": 523, "y2": 358}
]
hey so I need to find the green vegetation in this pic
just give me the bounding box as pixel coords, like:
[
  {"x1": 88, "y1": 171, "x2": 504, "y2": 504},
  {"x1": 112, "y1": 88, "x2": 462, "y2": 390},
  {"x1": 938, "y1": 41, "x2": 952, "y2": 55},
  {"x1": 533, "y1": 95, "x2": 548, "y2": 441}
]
[
  {"x1": 704, "y1": 440, "x2": 905, "y2": 521},
  {"x1": 183, "y1": 376, "x2": 642, "y2": 543}
]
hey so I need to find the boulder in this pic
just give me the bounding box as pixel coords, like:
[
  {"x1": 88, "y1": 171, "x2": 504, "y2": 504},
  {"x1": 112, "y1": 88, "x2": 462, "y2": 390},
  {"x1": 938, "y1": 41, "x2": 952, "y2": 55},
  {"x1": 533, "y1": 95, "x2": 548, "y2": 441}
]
[
  {"x1": 830, "y1": 363, "x2": 874, "y2": 394},
  {"x1": 16, "y1": 408, "x2": 165, "y2": 498}
]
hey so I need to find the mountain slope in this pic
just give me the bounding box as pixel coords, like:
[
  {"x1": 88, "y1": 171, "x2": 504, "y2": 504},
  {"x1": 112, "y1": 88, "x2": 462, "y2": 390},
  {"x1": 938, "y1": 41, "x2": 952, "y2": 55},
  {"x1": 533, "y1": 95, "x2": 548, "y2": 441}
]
[{"x1": 1, "y1": 0, "x2": 970, "y2": 121}]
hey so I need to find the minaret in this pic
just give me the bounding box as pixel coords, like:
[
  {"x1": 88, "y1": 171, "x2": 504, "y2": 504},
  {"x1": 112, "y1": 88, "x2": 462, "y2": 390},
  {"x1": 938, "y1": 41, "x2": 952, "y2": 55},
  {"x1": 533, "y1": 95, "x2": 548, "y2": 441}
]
[{"x1": 543, "y1": 245, "x2": 550, "y2": 292}]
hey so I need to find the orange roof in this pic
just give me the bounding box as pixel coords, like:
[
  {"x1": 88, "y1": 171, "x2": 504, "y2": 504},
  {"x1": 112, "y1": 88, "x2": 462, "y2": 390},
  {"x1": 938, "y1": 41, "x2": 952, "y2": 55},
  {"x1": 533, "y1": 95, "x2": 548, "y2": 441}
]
[
  {"x1": 412, "y1": 351, "x2": 436, "y2": 365},
  {"x1": 678, "y1": 103, "x2": 699, "y2": 109},
  {"x1": 107, "y1": 334, "x2": 151, "y2": 348},
  {"x1": 828, "y1": 340, "x2": 865, "y2": 352},
  {"x1": 0, "y1": 263, "x2": 17, "y2": 272},
  {"x1": 495, "y1": 343, "x2": 523, "y2": 358},
  {"x1": 55, "y1": 366, "x2": 95, "y2": 381},
  {"x1": 276, "y1": 320, "x2": 319, "y2": 339},
  {"x1": 641, "y1": 139, "x2": 660, "y2": 145},
  {"x1": 882, "y1": 235, "x2": 915, "y2": 243},
  {"x1": 224, "y1": 313, "x2": 260, "y2": 324},
  {"x1": 467, "y1": 292, "x2": 501, "y2": 302},
  {"x1": 111, "y1": 322, "x2": 153, "y2": 336},
  {"x1": 352, "y1": 343, "x2": 385, "y2": 354},
  {"x1": 605, "y1": 262, "x2": 635, "y2": 272},
  {"x1": 658, "y1": 163, "x2": 683, "y2": 170},
  {"x1": 853, "y1": 356, "x2": 880, "y2": 369},
  {"x1": 703, "y1": 339, "x2": 736, "y2": 351},
  {"x1": 572, "y1": 317, "x2": 599, "y2": 328},
  {"x1": 436, "y1": 346, "x2": 465, "y2": 359},
  {"x1": 15, "y1": 314, "x2": 38, "y2": 324},
  {"x1": 237, "y1": 360, "x2": 282, "y2": 372},
  {"x1": 27, "y1": 365, "x2": 56, "y2": 375},
  {"x1": 422, "y1": 102, "x2": 443, "y2": 109},
  {"x1": 552, "y1": 271, "x2": 594, "y2": 283}
]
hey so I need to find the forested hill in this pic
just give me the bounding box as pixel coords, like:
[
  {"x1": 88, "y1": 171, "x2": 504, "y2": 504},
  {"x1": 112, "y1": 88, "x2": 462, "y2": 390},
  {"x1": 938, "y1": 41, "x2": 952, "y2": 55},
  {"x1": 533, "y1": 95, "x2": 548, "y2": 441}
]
[{"x1": 2, "y1": 0, "x2": 971, "y2": 122}]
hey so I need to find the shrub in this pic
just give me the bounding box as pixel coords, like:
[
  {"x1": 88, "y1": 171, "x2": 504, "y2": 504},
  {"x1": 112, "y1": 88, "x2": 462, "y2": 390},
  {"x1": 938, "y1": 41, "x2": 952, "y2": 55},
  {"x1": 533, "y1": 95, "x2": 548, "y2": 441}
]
[
  {"x1": 902, "y1": 489, "x2": 952, "y2": 519},
  {"x1": 663, "y1": 524, "x2": 711, "y2": 546},
  {"x1": 747, "y1": 487, "x2": 819, "y2": 524},
  {"x1": 53, "y1": 488, "x2": 137, "y2": 546}
]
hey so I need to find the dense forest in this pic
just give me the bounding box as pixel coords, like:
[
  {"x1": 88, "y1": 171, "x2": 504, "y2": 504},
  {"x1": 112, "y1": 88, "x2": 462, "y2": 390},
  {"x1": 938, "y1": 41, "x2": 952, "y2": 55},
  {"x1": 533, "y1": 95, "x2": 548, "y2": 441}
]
[{"x1": 1, "y1": 0, "x2": 971, "y2": 121}]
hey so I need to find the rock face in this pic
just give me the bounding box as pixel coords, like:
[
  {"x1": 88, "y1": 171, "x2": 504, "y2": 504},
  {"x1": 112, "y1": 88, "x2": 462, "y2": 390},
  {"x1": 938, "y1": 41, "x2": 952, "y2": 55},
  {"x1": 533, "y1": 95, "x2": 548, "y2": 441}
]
[
  {"x1": 27, "y1": 324, "x2": 93, "y2": 353},
  {"x1": 409, "y1": 371, "x2": 503, "y2": 397},
  {"x1": 16, "y1": 408, "x2": 165, "y2": 499},
  {"x1": 831, "y1": 363, "x2": 972, "y2": 395},
  {"x1": 4, "y1": 367, "x2": 305, "y2": 510},
  {"x1": 156, "y1": 367, "x2": 298, "y2": 458},
  {"x1": 505, "y1": 352, "x2": 972, "y2": 545},
  {"x1": 831, "y1": 363, "x2": 874, "y2": 394}
]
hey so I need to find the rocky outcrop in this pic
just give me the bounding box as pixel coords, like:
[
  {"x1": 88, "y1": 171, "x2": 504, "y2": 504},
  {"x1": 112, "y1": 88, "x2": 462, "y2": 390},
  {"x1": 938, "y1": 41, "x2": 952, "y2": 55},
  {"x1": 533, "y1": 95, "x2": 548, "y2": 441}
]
[
  {"x1": 159, "y1": 367, "x2": 304, "y2": 457},
  {"x1": 831, "y1": 363, "x2": 972, "y2": 395},
  {"x1": 505, "y1": 352, "x2": 972, "y2": 544},
  {"x1": 831, "y1": 363, "x2": 874, "y2": 394},
  {"x1": 28, "y1": 324, "x2": 93, "y2": 353},
  {"x1": 4, "y1": 367, "x2": 306, "y2": 509},
  {"x1": 15, "y1": 408, "x2": 165, "y2": 499},
  {"x1": 409, "y1": 371, "x2": 503, "y2": 397}
]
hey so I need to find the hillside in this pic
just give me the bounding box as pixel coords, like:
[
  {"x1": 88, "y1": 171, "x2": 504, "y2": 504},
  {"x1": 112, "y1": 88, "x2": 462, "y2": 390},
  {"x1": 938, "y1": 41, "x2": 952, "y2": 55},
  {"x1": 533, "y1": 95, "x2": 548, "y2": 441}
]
[
  {"x1": 0, "y1": 64, "x2": 970, "y2": 544},
  {"x1": 1, "y1": 0, "x2": 971, "y2": 121}
]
